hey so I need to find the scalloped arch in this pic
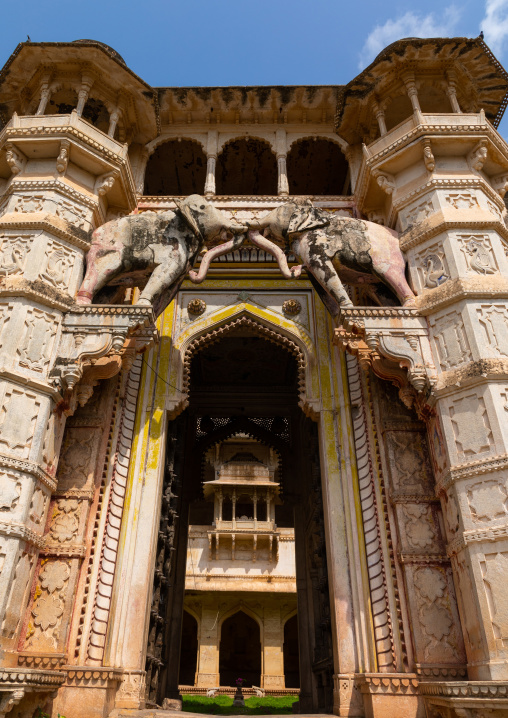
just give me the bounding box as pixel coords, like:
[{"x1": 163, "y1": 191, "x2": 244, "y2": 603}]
[{"x1": 181, "y1": 314, "x2": 306, "y2": 399}]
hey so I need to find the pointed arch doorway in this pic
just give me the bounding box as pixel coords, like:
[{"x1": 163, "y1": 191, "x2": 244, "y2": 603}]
[
  {"x1": 145, "y1": 318, "x2": 334, "y2": 712},
  {"x1": 219, "y1": 611, "x2": 261, "y2": 687}
]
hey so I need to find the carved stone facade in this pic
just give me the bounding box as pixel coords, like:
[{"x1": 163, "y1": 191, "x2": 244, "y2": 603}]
[{"x1": 0, "y1": 35, "x2": 507, "y2": 718}]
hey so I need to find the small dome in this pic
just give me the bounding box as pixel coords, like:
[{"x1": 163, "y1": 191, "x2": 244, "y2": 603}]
[{"x1": 72, "y1": 39, "x2": 126, "y2": 65}]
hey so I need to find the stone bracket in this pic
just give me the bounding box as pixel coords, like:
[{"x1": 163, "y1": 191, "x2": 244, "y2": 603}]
[
  {"x1": 334, "y1": 306, "x2": 437, "y2": 409},
  {"x1": 51, "y1": 305, "x2": 158, "y2": 409}
]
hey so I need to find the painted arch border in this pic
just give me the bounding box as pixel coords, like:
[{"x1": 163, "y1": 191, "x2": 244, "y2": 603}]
[{"x1": 166, "y1": 300, "x2": 321, "y2": 417}]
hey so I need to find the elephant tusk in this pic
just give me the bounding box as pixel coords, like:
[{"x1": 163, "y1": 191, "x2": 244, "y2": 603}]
[
  {"x1": 188, "y1": 234, "x2": 244, "y2": 283},
  {"x1": 248, "y1": 230, "x2": 301, "y2": 280}
]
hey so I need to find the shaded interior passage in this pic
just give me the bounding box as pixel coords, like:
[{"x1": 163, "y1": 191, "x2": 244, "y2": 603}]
[
  {"x1": 144, "y1": 139, "x2": 207, "y2": 195},
  {"x1": 287, "y1": 138, "x2": 350, "y2": 195},
  {"x1": 219, "y1": 611, "x2": 261, "y2": 687},
  {"x1": 179, "y1": 611, "x2": 198, "y2": 686},
  {"x1": 283, "y1": 615, "x2": 300, "y2": 689},
  {"x1": 216, "y1": 139, "x2": 277, "y2": 195}
]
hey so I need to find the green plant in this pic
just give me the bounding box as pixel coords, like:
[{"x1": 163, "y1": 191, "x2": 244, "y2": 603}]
[{"x1": 181, "y1": 694, "x2": 299, "y2": 715}]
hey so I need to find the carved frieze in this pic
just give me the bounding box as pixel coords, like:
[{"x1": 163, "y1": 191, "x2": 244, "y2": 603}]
[
  {"x1": 477, "y1": 304, "x2": 508, "y2": 357},
  {"x1": 480, "y1": 551, "x2": 508, "y2": 645},
  {"x1": 449, "y1": 394, "x2": 494, "y2": 460},
  {"x1": 458, "y1": 234, "x2": 497, "y2": 275},
  {"x1": 0, "y1": 385, "x2": 42, "y2": 459},
  {"x1": 25, "y1": 559, "x2": 71, "y2": 651},
  {"x1": 429, "y1": 310, "x2": 472, "y2": 371}
]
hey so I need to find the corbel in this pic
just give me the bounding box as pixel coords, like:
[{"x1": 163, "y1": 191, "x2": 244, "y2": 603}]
[
  {"x1": 4, "y1": 143, "x2": 26, "y2": 176},
  {"x1": 423, "y1": 139, "x2": 435, "y2": 172},
  {"x1": 492, "y1": 172, "x2": 508, "y2": 198},
  {"x1": 467, "y1": 139, "x2": 488, "y2": 173},
  {"x1": 372, "y1": 169, "x2": 396, "y2": 195},
  {"x1": 94, "y1": 169, "x2": 120, "y2": 197},
  {"x1": 56, "y1": 139, "x2": 71, "y2": 174}
]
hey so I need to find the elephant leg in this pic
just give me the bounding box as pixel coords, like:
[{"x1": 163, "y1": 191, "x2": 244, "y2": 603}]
[
  {"x1": 76, "y1": 249, "x2": 123, "y2": 304},
  {"x1": 380, "y1": 264, "x2": 416, "y2": 307},
  {"x1": 307, "y1": 259, "x2": 353, "y2": 308},
  {"x1": 137, "y1": 259, "x2": 185, "y2": 308}
]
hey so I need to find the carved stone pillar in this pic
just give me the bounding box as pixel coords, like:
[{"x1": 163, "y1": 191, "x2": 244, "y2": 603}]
[
  {"x1": 276, "y1": 129, "x2": 289, "y2": 196},
  {"x1": 361, "y1": 108, "x2": 508, "y2": 683},
  {"x1": 0, "y1": 108, "x2": 154, "y2": 716},
  {"x1": 205, "y1": 131, "x2": 218, "y2": 196},
  {"x1": 402, "y1": 72, "x2": 421, "y2": 114},
  {"x1": 76, "y1": 75, "x2": 94, "y2": 117}
]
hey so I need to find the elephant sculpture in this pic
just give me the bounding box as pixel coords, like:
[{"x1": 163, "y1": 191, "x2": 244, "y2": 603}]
[
  {"x1": 247, "y1": 199, "x2": 416, "y2": 311},
  {"x1": 76, "y1": 195, "x2": 246, "y2": 317}
]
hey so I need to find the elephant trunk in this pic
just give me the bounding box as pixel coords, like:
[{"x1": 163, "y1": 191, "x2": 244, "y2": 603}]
[
  {"x1": 188, "y1": 226, "x2": 246, "y2": 284},
  {"x1": 248, "y1": 230, "x2": 302, "y2": 279}
]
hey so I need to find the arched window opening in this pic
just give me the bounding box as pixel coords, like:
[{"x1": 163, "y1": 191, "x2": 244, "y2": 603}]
[
  {"x1": 216, "y1": 138, "x2": 277, "y2": 195},
  {"x1": 236, "y1": 493, "x2": 253, "y2": 520},
  {"x1": 144, "y1": 139, "x2": 207, "y2": 196},
  {"x1": 82, "y1": 97, "x2": 110, "y2": 134},
  {"x1": 384, "y1": 94, "x2": 414, "y2": 131},
  {"x1": 283, "y1": 615, "x2": 300, "y2": 688},
  {"x1": 179, "y1": 611, "x2": 198, "y2": 686},
  {"x1": 222, "y1": 496, "x2": 233, "y2": 522},
  {"x1": 257, "y1": 499, "x2": 267, "y2": 522},
  {"x1": 419, "y1": 85, "x2": 453, "y2": 114},
  {"x1": 219, "y1": 611, "x2": 261, "y2": 687},
  {"x1": 46, "y1": 88, "x2": 78, "y2": 115},
  {"x1": 287, "y1": 138, "x2": 350, "y2": 195}
]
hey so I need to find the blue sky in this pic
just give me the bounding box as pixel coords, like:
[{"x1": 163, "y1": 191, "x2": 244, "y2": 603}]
[{"x1": 2, "y1": 0, "x2": 508, "y2": 132}]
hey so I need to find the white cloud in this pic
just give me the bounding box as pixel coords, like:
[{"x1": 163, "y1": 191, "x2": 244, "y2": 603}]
[
  {"x1": 358, "y1": 7, "x2": 461, "y2": 70},
  {"x1": 481, "y1": 0, "x2": 508, "y2": 56}
]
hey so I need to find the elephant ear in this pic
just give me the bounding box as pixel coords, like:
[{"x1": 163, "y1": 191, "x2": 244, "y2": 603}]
[
  {"x1": 174, "y1": 198, "x2": 204, "y2": 241},
  {"x1": 287, "y1": 206, "x2": 330, "y2": 234}
]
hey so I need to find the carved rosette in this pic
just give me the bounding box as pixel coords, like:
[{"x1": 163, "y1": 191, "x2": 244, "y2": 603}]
[
  {"x1": 282, "y1": 299, "x2": 302, "y2": 316},
  {"x1": 187, "y1": 298, "x2": 206, "y2": 316}
]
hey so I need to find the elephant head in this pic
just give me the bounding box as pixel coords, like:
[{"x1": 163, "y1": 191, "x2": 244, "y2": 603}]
[
  {"x1": 175, "y1": 194, "x2": 248, "y2": 283},
  {"x1": 246, "y1": 199, "x2": 329, "y2": 278}
]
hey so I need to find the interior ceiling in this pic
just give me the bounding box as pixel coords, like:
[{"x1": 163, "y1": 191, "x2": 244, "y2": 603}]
[
  {"x1": 144, "y1": 139, "x2": 207, "y2": 196},
  {"x1": 190, "y1": 335, "x2": 297, "y2": 390},
  {"x1": 287, "y1": 139, "x2": 349, "y2": 195},
  {"x1": 215, "y1": 138, "x2": 277, "y2": 195}
]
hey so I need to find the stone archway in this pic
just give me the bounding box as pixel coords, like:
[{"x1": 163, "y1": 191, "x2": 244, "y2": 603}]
[
  {"x1": 179, "y1": 610, "x2": 198, "y2": 686},
  {"x1": 283, "y1": 614, "x2": 299, "y2": 689},
  {"x1": 219, "y1": 611, "x2": 261, "y2": 687}
]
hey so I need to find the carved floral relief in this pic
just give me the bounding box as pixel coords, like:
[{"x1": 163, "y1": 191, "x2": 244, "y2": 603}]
[
  {"x1": 481, "y1": 552, "x2": 508, "y2": 643},
  {"x1": 413, "y1": 566, "x2": 463, "y2": 662},
  {"x1": 25, "y1": 559, "x2": 71, "y2": 650},
  {"x1": 449, "y1": 394, "x2": 493, "y2": 460}
]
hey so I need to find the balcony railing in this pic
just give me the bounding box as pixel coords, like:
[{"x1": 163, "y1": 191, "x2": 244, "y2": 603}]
[{"x1": 2, "y1": 111, "x2": 128, "y2": 159}]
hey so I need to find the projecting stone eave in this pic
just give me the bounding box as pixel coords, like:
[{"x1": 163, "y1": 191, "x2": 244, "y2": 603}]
[
  {"x1": 0, "y1": 41, "x2": 160, "y2": 142},
  {"x1": 335, "y1": 36, "x2": 508, "y2": 145},
  {"x1": 156, "y1": 85, "x2": 341, "y2": 126}
]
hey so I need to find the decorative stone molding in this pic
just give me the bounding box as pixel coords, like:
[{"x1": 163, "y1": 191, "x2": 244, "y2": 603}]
[
  {"x1": 51, "y1": 305, "x2": 158, "y2": 407},
  {"x1": 87, "y1": 358, "x2": 143, "y2": 663},
  {"x1": 447, "y1": 524, "x2": 508, "y2": 557},
  {"x1": 0, "y1": 455, "x2": 57, "y2": 492},
  {"x1": 64, "y1": 668, "x2": 122, "y2": 686},
  {"x1": 419, "y1": 680, "x2": 508, "y2": 717},
  {"x1": 0, "y1": 666, "x2": 65, "y2": 688},
  {"x1": 356, "y1": 673, "x2": 419, "y2": 695},
  {"x1": 0, "y1": 213, "x2": 92, "y2": 251},
  {"x1": 346, "y1": 354, "x2": 395, "y2": 670},
  {"x1": 437, "y1": 454, "x2": 508, "y2": 493},
  {"x1": 0, "y1": 520, "x2": 45, "y2": 548},
  {"x1": 334, "y1": 306, "x2": 437, "y2": 409}
]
